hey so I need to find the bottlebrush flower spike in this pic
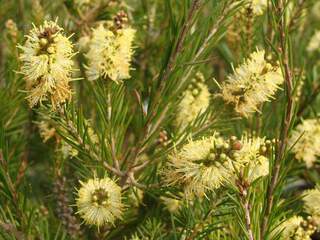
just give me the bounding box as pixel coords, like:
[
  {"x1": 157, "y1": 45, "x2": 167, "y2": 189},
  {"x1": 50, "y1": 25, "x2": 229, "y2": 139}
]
[
  {"x1": 303, "y1": 188, "x2": 320, "y2": 225},
  {"x1": 237, "y1": 135, "x2": 270, "y2": 182},
  {"x1": 86, "y1": 24, "x2": 136, "y2": 83},
  {"x1": 219, "y1": 49, "x2": 283, "y2": 117},
  {"x1": 76, "y1": 177, "x2": 123, "y2": 227},
  {"x1": 276, "y1": 215, "x2": 317, "y2": 239},
  {"x1": 175, "y1": 72, "x2": 210, "y2": 130},
  {"x1": 165, "y1": 133, "x2": 234, "y2": 198},
  {"x1": 19, "y1": 20, "x2": 74, "y2": 108},
  {"x1": 289, "y1": 119, "x2": 320, "y2": 168}
]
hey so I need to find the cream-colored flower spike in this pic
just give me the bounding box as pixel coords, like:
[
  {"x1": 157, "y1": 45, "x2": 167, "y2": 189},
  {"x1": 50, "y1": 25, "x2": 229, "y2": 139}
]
[
  {"x1": 289, "y1": 119, "x2": 320, "y2": 168},
  {"x1": 303, "y1": 188, "x2": 320, "y2": 225},
  {"x1": 86, "y1": 24, "x2": 136, "y2": 83},
  {"x1": 220, "y1": 49, "x2": 283, "y2": 117},
  {"x1": 237, "y1": 135, "x2": 269, "y2": 182},
  {"x1": 165, "y1": 133, "x2": 236, "y2": 197},
  {"x1": 175, "y1": 72, "x2": 210, "y2": 130},
  {"x1": 76, "y1": 177, "x2": 123, "y2": 227},
  {"x1": 19, "y1": 20, "x2": 74, "y2": 108},
  {"x1": 276, "y1": 215, "x2": 317, "y2": 239},
  {"x1": 165, "y1": 133, "x2": 271, "y2": 197}
]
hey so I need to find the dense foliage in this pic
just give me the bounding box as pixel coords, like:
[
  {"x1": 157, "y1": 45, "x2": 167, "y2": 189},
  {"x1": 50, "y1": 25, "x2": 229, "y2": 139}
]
[{"x1": 0, "y1": 0, "x2": 320, "y2": 239}]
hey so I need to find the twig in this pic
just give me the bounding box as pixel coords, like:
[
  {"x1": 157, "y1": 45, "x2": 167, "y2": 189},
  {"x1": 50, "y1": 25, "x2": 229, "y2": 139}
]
[
  {"x1": 130, "y1": 0, "x2": 229, "y2": 168},
  {"x1": 133, "y1": 89, "x2": 147, "y2": 117},
  {"x1": 121, "y1": 2, "x2": 234, "y2": 191},
  {"x1": 120, "y1": 0, "x2": 203, "y2": 187},
  {"x1": 56, "y1": 107, "x2": 123, "y2": 177},
  {"x1": 146, "y1": 0, "x2": 202, "y2": 125},
  {"x1": 260, "y1": 0, "x2": 294, "y2": 237},
  {"x1": 236, "y1": 177, "x2": 254, "y2": 240},
  {"x1": 138, "y1": 0, "x2": 202, "y2": 138},
  {"x1": 157, "y1": 0, "x2": 202, "y2": 90},
  {"x1": 134, "y1": 1, "x2": 232, "y2": 167},
  {"x1": 178, "y1": 2, "x2": 231, "y2": 90},
  {"x1": 126, "y1": 171, "x2": 159, "y2": 189},
  {"x1": 110, "y1": 136, "x2": 121, "y2": 172},
  {"x1": 241, "y1": 196, "x2": 254, "y2": 240}
]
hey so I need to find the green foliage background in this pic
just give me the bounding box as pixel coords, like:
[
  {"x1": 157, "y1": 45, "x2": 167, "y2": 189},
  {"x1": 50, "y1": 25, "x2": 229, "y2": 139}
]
[{"x1": 0, "y1": 0, "x2": 319, "y2": 239}]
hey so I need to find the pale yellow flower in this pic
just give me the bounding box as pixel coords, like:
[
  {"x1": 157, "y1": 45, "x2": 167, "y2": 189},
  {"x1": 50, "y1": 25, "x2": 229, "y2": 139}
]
[
  {"x1": 19, "y1": 20, "x2": 74, "y2": 108},
  {"x1": 249, "y1": 0, "x2": 267, "y2": 16},
  {"x1": 112, "y1": 28, "x2": 136, "y2": 80},
  {"x1": 303, "y1": 188, "x2": 320, "y2": 225},
  {"x1": 280, "y1": 216, "x2": 304, "y2": 238},
  {"x1": 165, "y1": 133, "x2": 234, "y2": 197},
  {"x1": 237, "y1": 135, "x2": 270, "y2": 182},
  {"x1": 175, "y1": 72, "x2": 210, "y2": 130},
  {"x1": 86, "y1": 25, "x2": 114, "y2": 81},
  {"x1": 236, "y1": 136, "x2": 265, "y2": 164},
  {"x1": 76, "y1": 177, "x2": 123, "y2": 227},
  {"x1": 307, "y1": 30, "x2": 320, "y2": 53},
  {"x1": 276, "y1": 215, "x2": 317, "y2": 240},
  {"x1": 289, "y1": 119, "x2": 320, "y2": 168},
  {"x1": 247, "y1": 155, "x2": 269, "y2": 182},
  {"x1": 220, "y1": 49, "x2": 283, "y2": 117},
  {"x1": 86, "y1": 24, "x2": 136, "y2": 83}
]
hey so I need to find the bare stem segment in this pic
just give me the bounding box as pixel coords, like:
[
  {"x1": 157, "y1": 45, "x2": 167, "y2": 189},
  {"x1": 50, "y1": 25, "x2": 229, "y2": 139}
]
[{"x1": 261, "y1": 0, "x2": 294, "y2": 237}]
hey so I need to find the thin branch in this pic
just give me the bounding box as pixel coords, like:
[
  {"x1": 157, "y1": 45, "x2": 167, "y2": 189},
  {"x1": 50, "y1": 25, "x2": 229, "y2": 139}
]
[
  {"x1": 126, "y1": 171, "x2": 159, "y2": 189},
  {"x1": 261, "y1": 0, "x2": 294, "y2": 237},
  {"x1": 121, "y1": 0, "x2": 203, "y2": 186},
  {"x1": 56, "y1": 107, "x2": 123, "y2": 177},
  {"x1": 178, "y1": 2, "x2": 231, "y2": 90},
  {"x1": 117, "y1": 2, "x2": 236, "y2": 192},
  {"x1": 241, "y1": 197, "x2": 254, "y2": 240},
  {"x1": 132, "y1": 1, "x2": 232, "y2": 167},
  {"x1": 236, "y1": 176, "x2": 255, "y2": 240},
  {"x1": 144, "y1": 0, "x2": 203, "y2": 127},
  {"x1": 156, "y1": 0, "x2": 202, "y2": 92}
]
